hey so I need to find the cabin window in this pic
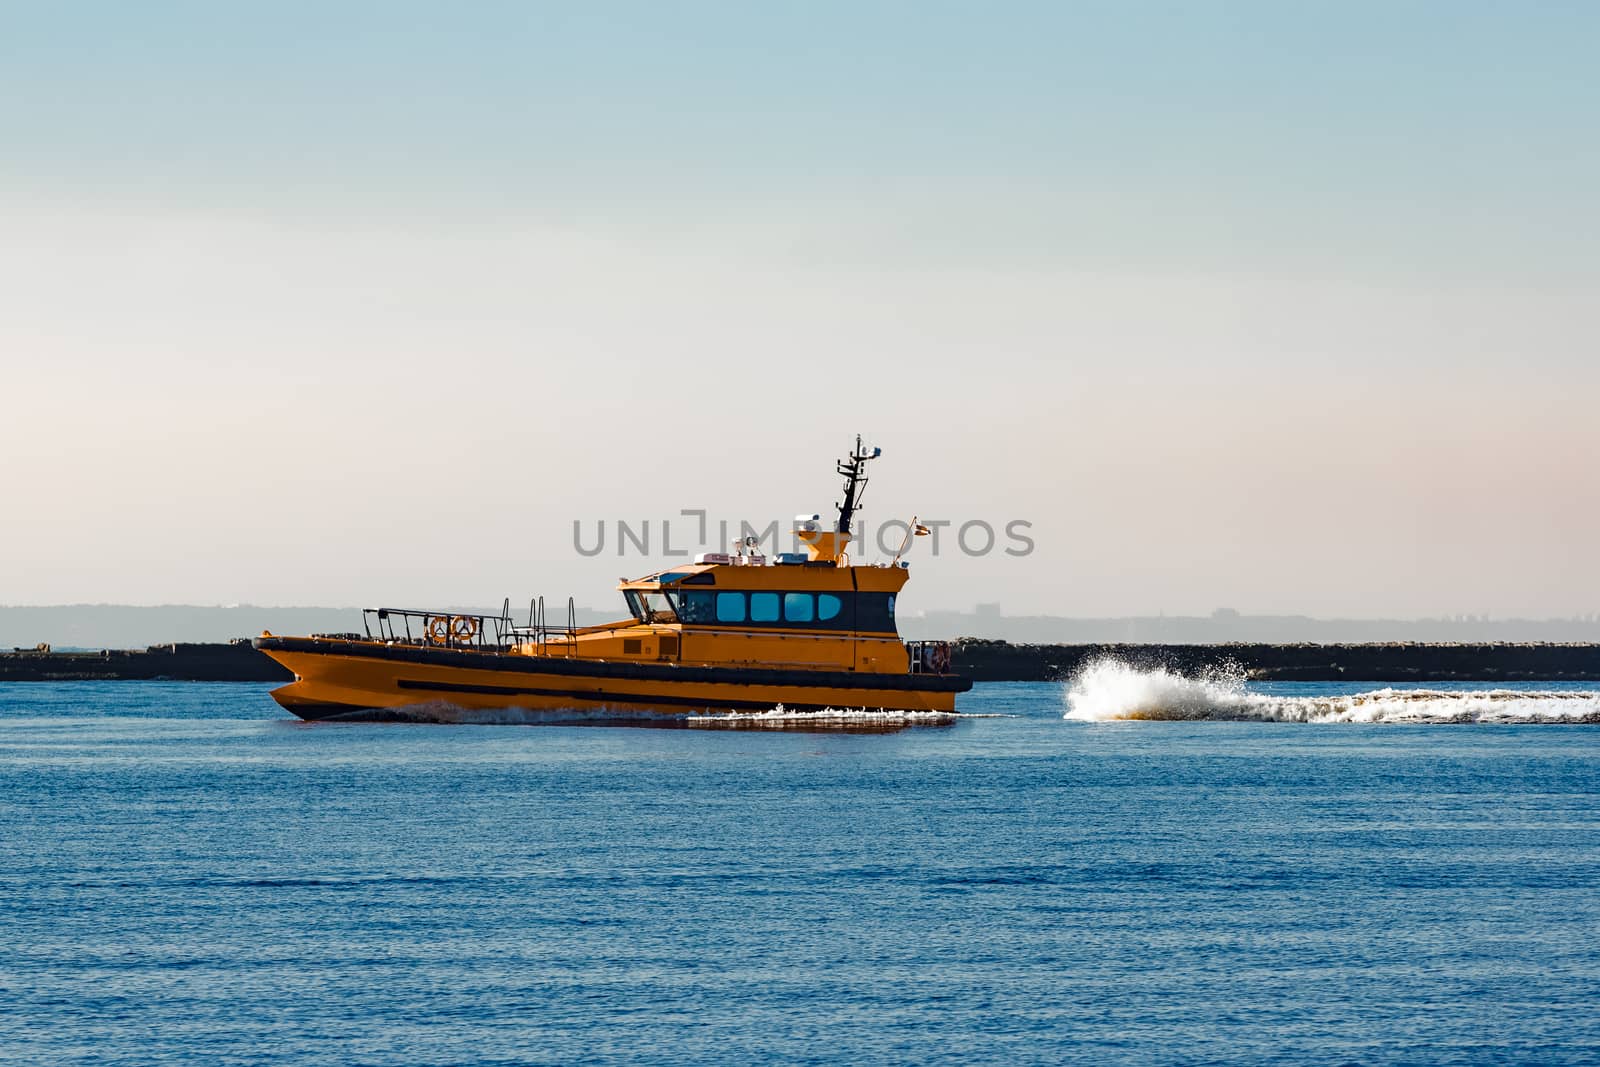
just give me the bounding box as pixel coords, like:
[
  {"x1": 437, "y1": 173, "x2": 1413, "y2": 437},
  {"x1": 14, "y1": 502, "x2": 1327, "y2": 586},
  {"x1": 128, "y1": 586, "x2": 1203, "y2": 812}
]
[
  {"x1": 750, "y1": 592, "x2": 780, "y2": 622},
  {"x1": 658, "y1": 571, "x2": 713, "y2": 587},
  {"x1": 715, "y1": 592, "x2": 746, "y2": 622},
  {"x1": 626, "y1": 591, "x2": 677, "y2": 624},
  {"x1": 624, "y1": 591, "x2": 644, "y2": 622},
  {"x1": 671, "y1": 589, "x2": 716, "y2": 623},
  {"x1": 783, "y1": 592, "x2": 814, "y2": 623},
  {"x1": 662, "y1": 589, "x2": 865, "y2": 628},
  {"x1": 855, "y1": 592, "x2": 897, "y2": 632}
]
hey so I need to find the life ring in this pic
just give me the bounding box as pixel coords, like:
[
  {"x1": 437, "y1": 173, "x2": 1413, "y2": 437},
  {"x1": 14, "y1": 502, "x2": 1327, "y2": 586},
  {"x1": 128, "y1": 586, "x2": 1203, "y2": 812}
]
[
  {"x1": 450, "y1": 615, "x2": 480, "y2": 642},
  {"x1": 426, "y1": 615, "x2": 451, "y2": 644}
]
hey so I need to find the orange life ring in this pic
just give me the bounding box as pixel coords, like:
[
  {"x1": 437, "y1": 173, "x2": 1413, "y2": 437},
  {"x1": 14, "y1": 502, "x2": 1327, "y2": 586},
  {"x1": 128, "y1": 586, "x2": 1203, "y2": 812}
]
[
  {"x1": 450, "y1": 615, "x2": 480, "y2": 642},
  {"x1": 426, "y1": 615, "x2": 451, "y2": 644}
]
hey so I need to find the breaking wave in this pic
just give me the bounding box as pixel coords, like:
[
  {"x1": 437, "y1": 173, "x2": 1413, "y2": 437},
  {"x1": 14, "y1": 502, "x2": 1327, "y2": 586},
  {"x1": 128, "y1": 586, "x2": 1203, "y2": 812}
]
[
  {"x1": 1063, "y1": 659, "x2": 1600, "y2": 724},
  {"x1": 320, "y1": 700, "x2": 966, "y2": 732}
]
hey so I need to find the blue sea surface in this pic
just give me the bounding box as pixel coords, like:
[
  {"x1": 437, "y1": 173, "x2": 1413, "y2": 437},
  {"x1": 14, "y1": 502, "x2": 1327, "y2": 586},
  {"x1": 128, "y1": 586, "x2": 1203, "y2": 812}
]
[{"x1": 2, "y1": 680, "x2": 1598, "y2": 1065}]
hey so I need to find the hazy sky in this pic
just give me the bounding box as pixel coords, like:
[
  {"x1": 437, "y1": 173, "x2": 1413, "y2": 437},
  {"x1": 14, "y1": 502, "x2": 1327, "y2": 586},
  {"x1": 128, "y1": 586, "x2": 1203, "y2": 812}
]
[{"x1": 2, "y1": 2, "x2": 1596, "y2": 618}]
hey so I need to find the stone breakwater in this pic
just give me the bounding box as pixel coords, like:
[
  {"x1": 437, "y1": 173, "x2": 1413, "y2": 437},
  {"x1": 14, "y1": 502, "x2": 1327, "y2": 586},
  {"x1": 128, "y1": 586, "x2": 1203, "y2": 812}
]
[
  {"x1": 4, "y1": 640, "x2": 1600, "y2": 684},
  {"x1": 0, "y1": 642, "x2": 292, "y2": 682},
  {"x1": 952, "y1": 639, "x2": 1600, "y2": 682}
]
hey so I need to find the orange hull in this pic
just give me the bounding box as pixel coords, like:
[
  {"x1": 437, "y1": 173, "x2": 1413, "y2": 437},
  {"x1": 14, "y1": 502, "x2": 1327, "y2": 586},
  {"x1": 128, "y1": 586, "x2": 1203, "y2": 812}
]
[{"x1": 257, "y1": 636, "x2": 969, "y2": 721}]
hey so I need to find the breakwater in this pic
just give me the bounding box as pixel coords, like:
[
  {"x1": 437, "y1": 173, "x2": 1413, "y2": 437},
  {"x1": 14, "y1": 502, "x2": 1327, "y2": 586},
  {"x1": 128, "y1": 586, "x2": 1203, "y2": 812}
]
[
  {"x1": 953, "y1": 640, "x2": 1600, "y2": 682},
  {"x1": 0, "y1": 641, "x2": 292, "y2": 682},
  {"x1": 5, "y1": 640, "x2": 1600, "y2": 684}
]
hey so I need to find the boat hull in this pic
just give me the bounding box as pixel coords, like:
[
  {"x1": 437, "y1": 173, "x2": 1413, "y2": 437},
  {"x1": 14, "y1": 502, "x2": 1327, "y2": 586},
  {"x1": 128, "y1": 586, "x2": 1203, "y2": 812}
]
[{"x1": 255, "y1": 636, "x2": 971, "y2": 721}]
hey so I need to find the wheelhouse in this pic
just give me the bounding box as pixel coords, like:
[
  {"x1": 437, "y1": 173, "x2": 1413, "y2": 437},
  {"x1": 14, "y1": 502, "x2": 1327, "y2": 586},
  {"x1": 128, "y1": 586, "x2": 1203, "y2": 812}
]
[
  {"x1": 624, "y1": 583, "x2": 898, "y2": 634},
  {"x1": 617, "y1": 548, "x2": 907, "y2": 637}
]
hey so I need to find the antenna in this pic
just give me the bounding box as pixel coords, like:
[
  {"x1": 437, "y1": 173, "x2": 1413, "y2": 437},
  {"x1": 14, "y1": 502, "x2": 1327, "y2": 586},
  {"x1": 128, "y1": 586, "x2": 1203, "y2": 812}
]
[{"x1": 834, "y1": 434, "x2": 880, "y2": 535}]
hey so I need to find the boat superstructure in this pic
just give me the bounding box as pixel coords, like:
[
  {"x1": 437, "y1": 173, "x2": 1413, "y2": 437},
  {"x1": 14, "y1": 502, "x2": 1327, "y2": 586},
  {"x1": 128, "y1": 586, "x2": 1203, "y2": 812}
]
[{"x1": 256, "y1": 438, "x2": 970, "y2": 721}]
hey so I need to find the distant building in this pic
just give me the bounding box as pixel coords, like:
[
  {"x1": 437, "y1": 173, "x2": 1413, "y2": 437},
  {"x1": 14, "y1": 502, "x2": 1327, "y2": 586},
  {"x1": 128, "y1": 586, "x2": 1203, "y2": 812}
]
[{"x1": 974, "y1": 602, "x2": 1002, "y2": 618}]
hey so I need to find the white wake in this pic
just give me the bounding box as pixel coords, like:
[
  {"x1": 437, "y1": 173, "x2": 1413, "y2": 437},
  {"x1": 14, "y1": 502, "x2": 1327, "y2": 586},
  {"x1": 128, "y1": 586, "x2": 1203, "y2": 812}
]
[
  {"x1": 325, "y1": 700, "x2": 964, "y2": 730},
  {"x1": 1063, "y1": 659, "x2": 1600, "y2": 724},
  {"x1": 686, "y1": 706, "x2": 962, "y2": 729}
]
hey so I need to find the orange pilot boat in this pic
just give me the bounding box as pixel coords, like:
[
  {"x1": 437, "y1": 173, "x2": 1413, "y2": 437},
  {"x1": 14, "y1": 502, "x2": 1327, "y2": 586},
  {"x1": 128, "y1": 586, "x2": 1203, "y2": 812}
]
[{"x1": 255, "y1": 438, "x2": 970, "y2": 722}]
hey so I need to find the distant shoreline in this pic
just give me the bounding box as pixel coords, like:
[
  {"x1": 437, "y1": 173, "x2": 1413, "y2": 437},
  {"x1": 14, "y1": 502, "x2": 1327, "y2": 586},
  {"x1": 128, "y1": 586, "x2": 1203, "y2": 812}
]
[
  {"x1": 6, "y1": 605, "x2": 1600, "y2": 651},
  {"x1": 4, "y1": 640, "x2": 1600, "y2": 684}
]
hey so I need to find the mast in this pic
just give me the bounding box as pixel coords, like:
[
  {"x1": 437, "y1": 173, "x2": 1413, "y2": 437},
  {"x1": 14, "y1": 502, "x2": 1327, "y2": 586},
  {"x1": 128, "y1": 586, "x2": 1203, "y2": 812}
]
[{"x1": 835, "y1": 434, "x2": 880, "y2": 534}]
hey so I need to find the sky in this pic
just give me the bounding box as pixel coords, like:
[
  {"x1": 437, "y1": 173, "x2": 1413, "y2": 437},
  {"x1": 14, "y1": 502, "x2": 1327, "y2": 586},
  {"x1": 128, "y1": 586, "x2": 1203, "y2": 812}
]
[{"x1": 2, "y1": 1, "x2": 1596, "y2": 619}]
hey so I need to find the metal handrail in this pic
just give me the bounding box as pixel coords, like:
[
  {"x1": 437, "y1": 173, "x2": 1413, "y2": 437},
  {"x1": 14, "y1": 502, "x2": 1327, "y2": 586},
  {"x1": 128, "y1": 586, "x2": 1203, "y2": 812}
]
[
  {"x1": 362, "y1": 606, "x2": 517, "y2": 651},
  {"x1": 357, "y1": 595, "x2": 583, "y2": 656},
  {"x1": 906, "y1": 639, "x2": 955, "y2": 675},
  {"x1": 503, "y1": 595, "x2": 580, "y2": 657}
]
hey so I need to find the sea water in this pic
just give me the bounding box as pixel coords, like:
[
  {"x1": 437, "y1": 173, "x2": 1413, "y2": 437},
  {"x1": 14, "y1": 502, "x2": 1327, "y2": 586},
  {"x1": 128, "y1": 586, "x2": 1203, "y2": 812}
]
[{"x1": 1, "y1": 677, "x2": 1597, "y2": 1065}]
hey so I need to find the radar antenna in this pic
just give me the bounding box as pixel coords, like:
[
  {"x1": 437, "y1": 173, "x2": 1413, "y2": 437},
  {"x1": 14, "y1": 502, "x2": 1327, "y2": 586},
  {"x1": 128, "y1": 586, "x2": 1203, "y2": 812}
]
[{"x1": 834, "y1": 434, "x2": 881, "y2": 534}]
